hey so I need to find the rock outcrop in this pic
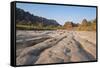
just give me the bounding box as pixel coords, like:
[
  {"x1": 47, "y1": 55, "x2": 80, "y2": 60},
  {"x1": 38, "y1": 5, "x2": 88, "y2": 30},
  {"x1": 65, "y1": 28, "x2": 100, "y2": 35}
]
[{"x1": 16, "y1": 30, "x2": 96, "y2": 65}]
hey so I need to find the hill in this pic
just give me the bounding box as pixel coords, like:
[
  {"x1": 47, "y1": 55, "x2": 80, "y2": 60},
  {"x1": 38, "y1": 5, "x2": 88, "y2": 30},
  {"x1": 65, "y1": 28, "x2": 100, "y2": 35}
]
[{"x1": 16, "y1": 8, "x2": 60, "y2": 30}]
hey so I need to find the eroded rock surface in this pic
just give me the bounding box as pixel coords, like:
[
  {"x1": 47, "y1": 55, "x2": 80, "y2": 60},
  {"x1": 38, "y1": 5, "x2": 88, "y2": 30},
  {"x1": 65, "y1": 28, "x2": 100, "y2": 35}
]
[{"x1": 16, "y1": 30, "x2": 96, "y2": 65}]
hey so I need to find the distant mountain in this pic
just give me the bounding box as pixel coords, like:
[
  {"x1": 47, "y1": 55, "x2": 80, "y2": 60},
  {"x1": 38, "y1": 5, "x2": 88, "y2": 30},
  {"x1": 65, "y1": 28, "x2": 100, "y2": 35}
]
[{"x1": 16, "y1": 8, "x2": 60, "y2": 26}]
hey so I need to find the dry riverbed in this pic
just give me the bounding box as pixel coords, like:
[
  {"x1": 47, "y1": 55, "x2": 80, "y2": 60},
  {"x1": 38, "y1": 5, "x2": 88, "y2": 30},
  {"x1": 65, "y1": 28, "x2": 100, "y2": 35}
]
[{"x1": 16, "y1": 30, "x2": 97, "y2": 65}]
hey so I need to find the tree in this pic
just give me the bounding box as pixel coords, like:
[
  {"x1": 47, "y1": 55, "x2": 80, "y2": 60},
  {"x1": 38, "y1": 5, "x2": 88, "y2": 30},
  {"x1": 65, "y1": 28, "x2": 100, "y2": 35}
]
[
  {"x1": 81, "y1": 19, "x2": 88, "y2": 26},
  {"x1": 63, "y1": 21, "x2": 73, "y2": 30}
]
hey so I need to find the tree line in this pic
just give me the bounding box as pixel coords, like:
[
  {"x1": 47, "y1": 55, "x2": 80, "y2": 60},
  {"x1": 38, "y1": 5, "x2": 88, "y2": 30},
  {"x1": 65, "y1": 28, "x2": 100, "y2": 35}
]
[
  {"x1": 63, "y1": 19, "x2": 96, "y2": 31},
  {"x1": 16, "y1": 7, "x2": 96, "y2": 31}
]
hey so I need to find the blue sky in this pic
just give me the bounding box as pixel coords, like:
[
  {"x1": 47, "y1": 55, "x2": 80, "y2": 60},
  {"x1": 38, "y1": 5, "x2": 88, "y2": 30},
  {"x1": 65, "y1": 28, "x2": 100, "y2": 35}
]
[{"x1": 16, "y1": 3, "x2": 96, "y2": 25}]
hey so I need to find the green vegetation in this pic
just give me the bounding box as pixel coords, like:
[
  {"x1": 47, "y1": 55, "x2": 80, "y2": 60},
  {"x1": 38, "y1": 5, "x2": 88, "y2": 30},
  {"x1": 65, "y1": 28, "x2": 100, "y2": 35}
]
[
  {"x1": 16, "y1": 23, "x2": 62, "y2": 30},
  {"x1": 16, "y1": 8, "x2": 96, "y2": 31},
  {"x1": 16, "y1": 18, "x2": 96, "y2": 31},
  {"x1": 16, "y1": 8, "x2": 60, "y2": 30}
]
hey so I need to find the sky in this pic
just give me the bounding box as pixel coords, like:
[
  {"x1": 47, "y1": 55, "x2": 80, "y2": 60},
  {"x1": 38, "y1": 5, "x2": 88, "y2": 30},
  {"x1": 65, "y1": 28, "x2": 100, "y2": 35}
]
[{"x1": 16, "y1": 3, "x2": 96, "y2": 25}]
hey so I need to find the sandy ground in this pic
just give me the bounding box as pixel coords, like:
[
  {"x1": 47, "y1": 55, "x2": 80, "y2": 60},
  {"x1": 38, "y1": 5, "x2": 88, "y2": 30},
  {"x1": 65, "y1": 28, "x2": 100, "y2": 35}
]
[{"x1": 16, "y1": 30, "x2": 97, "y2": 65}]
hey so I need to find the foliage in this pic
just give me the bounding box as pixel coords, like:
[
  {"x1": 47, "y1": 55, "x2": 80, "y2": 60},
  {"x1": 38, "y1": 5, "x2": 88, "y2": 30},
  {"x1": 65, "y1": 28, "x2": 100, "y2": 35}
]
[
  {"x1": 63, "y1": 19, "x2": 96, "y2": 31},
  {"x1": 77, "y1": 19, "x2": 96, "y2": 31},
  {"x1": 16, "y1": 8, "x2": 96, "y2": 31}
]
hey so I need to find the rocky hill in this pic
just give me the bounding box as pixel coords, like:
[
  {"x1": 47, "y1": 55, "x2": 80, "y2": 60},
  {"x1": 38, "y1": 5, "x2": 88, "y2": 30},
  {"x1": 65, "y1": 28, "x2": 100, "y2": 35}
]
[{"x1": 16, "y1": 8, "x2": 60, "y2": 27}]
